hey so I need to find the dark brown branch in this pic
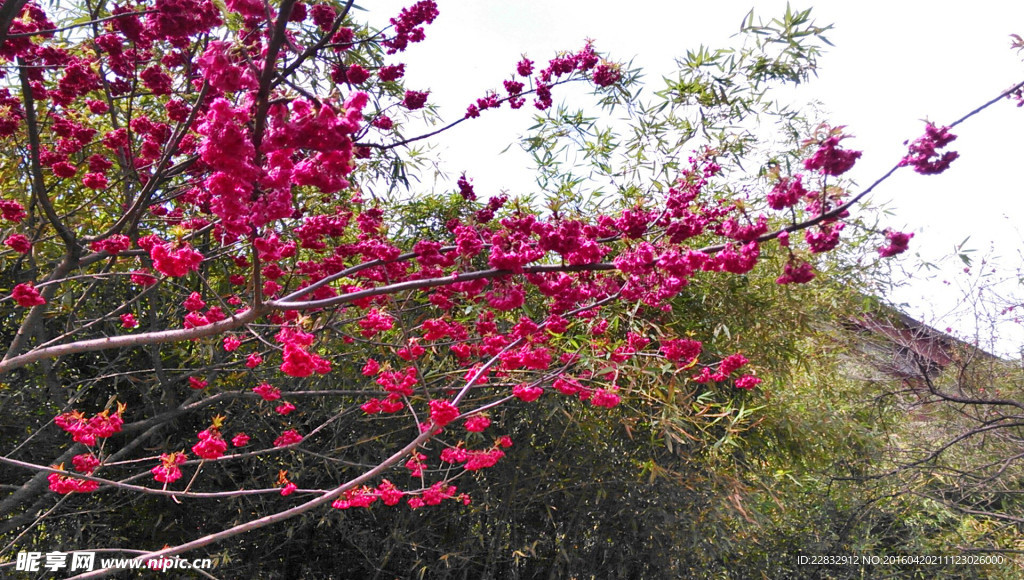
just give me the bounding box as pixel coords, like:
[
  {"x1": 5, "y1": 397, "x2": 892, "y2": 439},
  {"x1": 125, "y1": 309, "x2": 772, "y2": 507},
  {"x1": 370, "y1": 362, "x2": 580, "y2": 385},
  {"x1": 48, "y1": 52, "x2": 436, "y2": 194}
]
[
  {"x1": 252, "y1": 0, "x2": 298, "y2": 150},
  {"x1": 17, "y1": 58, "x2": 77, "y2": 250},
  {"x1": 0, "y1": 0, "x2": 29, "y2": 48},
  {"x1": 0, "y1": 305, "x2": 266, "y2": 374}
]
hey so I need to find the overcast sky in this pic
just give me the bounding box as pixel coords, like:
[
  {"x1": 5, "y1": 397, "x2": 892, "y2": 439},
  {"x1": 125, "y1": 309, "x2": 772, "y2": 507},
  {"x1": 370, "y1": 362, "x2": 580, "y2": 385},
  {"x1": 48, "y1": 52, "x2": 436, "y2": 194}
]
[{"x1": 363, "y1": 1, "x2": 1024, "y2": 354}]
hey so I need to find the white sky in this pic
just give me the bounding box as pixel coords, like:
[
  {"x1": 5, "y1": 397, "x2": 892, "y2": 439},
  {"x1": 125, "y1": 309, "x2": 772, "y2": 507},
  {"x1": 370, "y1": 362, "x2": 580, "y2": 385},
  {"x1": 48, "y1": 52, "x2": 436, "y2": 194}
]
[{"x1": 362, "y1": 1, "x2": 1024, "y2": 355}]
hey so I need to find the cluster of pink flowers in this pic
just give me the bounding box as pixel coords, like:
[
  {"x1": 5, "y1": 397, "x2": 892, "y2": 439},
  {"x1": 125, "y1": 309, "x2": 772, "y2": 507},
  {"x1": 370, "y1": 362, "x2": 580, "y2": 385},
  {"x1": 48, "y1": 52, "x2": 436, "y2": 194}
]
[
  {"x1": 196, "y1": 99, "x2": 260, "y2": 235},
  {"x1": 362, "y1": 366, "x2": 419, "y2": 414},
  {"x1": 2, "y1": 3, "x2": 55, "y2": 60},
  {"x1": 465, "y1": 92, "x2": 501, "y2": 118},
  {"x1": 463, "y1": 42, "x2": 620, "y2": 117},
  {"x1": 899, "y1": 123, "x2": 959, "y2": 175},
  {"x1": 53, "y1": 57, "x2": 101, "y2": 106},
  {"x1": 0, "y1": 90, "x2": 25, "y2": 138},
  {"x1": 89, "y1": 234, "x2": 131, "y2": 255},
  {"x1": 48, "y1": 469, "x2": 99, "y2": 494},
  {"x1": 151, "y1": 452, "x2": 187, "y2": 483},
  {"x1": 405, "y1": 452, "x2": 426, "y2": 477},
  {"x1": 441, "y1": 445, "x2": 505, "y2": 471},
  {"x1": 685, "y1": 355, "x2": 762, "y2": 390},
  {"x1": 5, "y1": 234, "x2": 31, "y2": 254},
  {"x1": 590, "y1": 388, "x2": 621, "y2": 408},
  {"x1": 293, "y1": 210, "x2": 352, "y2": 250},
  {"x1": 591, "y1": 63, "x2": 621, "y2": 87},
  {"x1": 550, "y1": 376, "x2": 621, "y2": 408},
  {"x1": 878, "y1": 229, "x2": 914, "y2": 258},
  {"x1": 712, "y1": 242, "x2": 760, "y2": 275},
  {"x1": 693, "y1": 353, "x2": 749, "y2": 384},
  {"x1": 130, "y1": 269, "x2": 158, "y2": 286},
  {"x1": 734, "y1": 375, "x2": 763, "y2": 390},
  {"x1": 766, "y1": 175, "x2": 808, "y2": 210},
  {"x1": 12, "y1": 282, "x2": 46, "y2": 307},
  {"x1": 428, "y1": 399, "x2": 460, "y2": 427},
  {"x1": 273, "y1": 429, "x2": 303, "y2": 447},
  {"x1": 396, "y1": 339, "x2": 425, "y2": 361},
  {"x1": 776, "y1": 260, "x2": 816, "y2": 285},
  {"x1": 183, "y1": 292, "x2": 206, "y2": 311},
  {"x1": 402, "y1": 90, "x2": 429, "y2": 110},
  {"x1": 332, "y1": 487, "x2": 377, "y2": 509},
  {"x1": 371, "y1": 114, "x2": 394, "y2": 130},
  {"x1": 376, "y1": 479, "x2": 405, "y2": 505},
  {"x1": 309, "y1": 4, "x2": 336, "y2": 30},
  {"x1": 361, "y1": 358, "x2": 381, "y2": 376},
  {"x1": 191, "y1": 428, "x2": 227, "y2": 460},
  {"x1": 330, "y1": 480, "x2": 408, "y2": 510},
  {"x1": 277, "y1": 470, "x2": 297, "y2": 496},
  {"x1": 718, "y1": 353, "x2": 749, "y2": 375},
  {"x1": 254, "y1": 383, "x2": 282, "y2": 401},
  {"x1": 144, "y1": 0, "x2": 221, "y2": 44},
  {"x1": 72, "y1": 453, "x2": 100, "y2": 474},
  {"x1": 265, "y1": 95, "x2": 365, "y2": 153},
  {"x1": 498, "y1": 345, "x2": 552, "y2": 371},
  {"x1": 379, "y1": 64, "x2": 406, "y2": 82},
  {"x1": 54, "y1": 405, "x2": 125, "y2": 446},
  {"x1": 196, "y1": 41, "x2": 257, "y2": 94},
  {"x1": 513, "y1": 384, "x2": 544, "y2": 402},
  {"x1": 340, "y1": 64, "x2": 371, "y2": 85},
  {"x1": 418, "y1": 317, "x2": 465, "y2": 341},
  {"x1": 456, "y1": 174, "x2": 476, "y2": 201},
  {"x1": 358, "y1": 309, "x2": 395, "y2": 337},
  {"x1": 382, "y1": 0, "x2": 439, "y2": 54},
  {"x1": 82, "y1": 172, "x2": 108, "y2": 189},
  {"x1": 203, "y1": 92, "x2": 366, "y2": 233},
  {"x1": 276, "y1": 326, "x2": 331, "y2": 377},
  {"x1": 140, "y1": 64, "x2": 173, "y2": 95},
  {"x1": 0, "y1": 199, "x2": 26, "y2": 222},
  {"x1": 218, "y1": 336, "x2": 239, "y2": 352},
  {"x1": 407, "y1": 481, "x2": 462, "y2": 509},
  {"x1": 804, "y1": 223, "x2": 844, "y2": 253},
  {"x1": 183, "y1": 304, "x2": 226, "y2": 329},
  {"x1": 803, "y1": 134, "x2": 862, "y2": 176},
  {"x1": 660, "y1": 338, "x2": 702, "y2": 364},
  {"x1": 150, "y1": 242, "x2": 203, "y2": 277},
  {"x1": 464, "y1": 415, "x2": 491, "y2": 432}
]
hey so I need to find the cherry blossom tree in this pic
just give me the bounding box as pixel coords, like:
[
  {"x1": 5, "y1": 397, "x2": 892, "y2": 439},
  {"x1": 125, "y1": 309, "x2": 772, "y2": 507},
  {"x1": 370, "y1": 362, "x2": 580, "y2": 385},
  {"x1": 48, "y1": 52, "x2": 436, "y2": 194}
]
[{"x1": 0, "y1": 0, "x2": 1016, "y2": 576}]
